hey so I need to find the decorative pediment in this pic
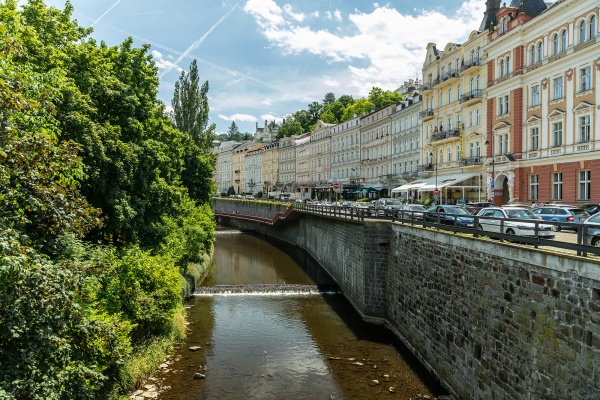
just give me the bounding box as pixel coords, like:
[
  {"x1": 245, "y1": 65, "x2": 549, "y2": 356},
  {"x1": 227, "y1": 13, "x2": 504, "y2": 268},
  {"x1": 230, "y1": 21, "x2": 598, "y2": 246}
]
[
  {"x1": 492, "y1": 121, "x2": 511, "y2": 131},
  {"x1": 547, "y1": 108, "x2": 565, "y2": 121},
  {"x1": 525, "y1": 115, "x2": 542, "y2": 127},
  {"x1": 573, "y1": 101, "x2": 594, "y2": 115}
]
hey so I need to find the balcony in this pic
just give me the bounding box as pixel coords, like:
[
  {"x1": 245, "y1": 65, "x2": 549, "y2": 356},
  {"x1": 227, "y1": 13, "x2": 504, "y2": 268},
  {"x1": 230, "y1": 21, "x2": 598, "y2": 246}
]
[
  {"x1": 460, "y1": 89, "x2": 483, "y2": 105},
  {"x1": 234, "y1": 169, "x2": 241, "y2": 174},
  {"x1": 419, "y1": 109, "x2": 435, "y2": 121},
  {"x1": 459, "y1": 156, "x2": 483, "y2": 166},
  {"x1": 460, "y1": 58, "x2": 482, "y2": 73},
  {"x1": 422, "y1": 82, "x2": 434, "y2": 92},
  {"x1": 440, "y1": 70, "x2": 460, "y2": 84},
  {"x1": 431, "y1": 129, "x2": 460, "y2": 142}
]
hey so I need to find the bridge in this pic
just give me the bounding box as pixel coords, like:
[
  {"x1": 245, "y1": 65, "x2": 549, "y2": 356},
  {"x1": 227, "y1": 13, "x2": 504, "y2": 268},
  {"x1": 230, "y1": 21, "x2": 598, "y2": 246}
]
[{"x1": 212, "y1": 198, "x2": 600, "y2": 400}]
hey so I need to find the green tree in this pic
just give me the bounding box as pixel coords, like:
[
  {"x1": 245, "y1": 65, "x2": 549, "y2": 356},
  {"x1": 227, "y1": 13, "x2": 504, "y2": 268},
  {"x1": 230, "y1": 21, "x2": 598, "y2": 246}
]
[
  {"x1": 307, "y1": 101, "x2": 322, "y2": 125},
  {"x1": 323, "y1": 92, "x2": 336, "y2": 105},
  {"x1": 337, "y1": 94, "x2": 354, "y2": 108},
  {"x1": 341, "y1": 98, "x2": 374, "y2": 121},
  {"x1": 227, "y1": 121, "x2": 240, "y2": 138},
  {"x1": 171, "y1": 59, "x2": 216, "y2": 150},
  {"x1": 291, "y1": 109, "x2": 312, "y2": 133},
  {"x1": 368, "y1": 86, "x2": 403, "y2": 109},
  {"x1": 277, "y1": 120, "x2": 304, "y2": 139}
]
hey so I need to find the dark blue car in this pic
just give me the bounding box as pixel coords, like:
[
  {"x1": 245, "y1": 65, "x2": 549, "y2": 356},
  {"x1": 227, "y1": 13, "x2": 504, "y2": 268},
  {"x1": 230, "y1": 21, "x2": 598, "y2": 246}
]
[{"x1": 425, "y1": 205, "x2": 475, "y2": 227}]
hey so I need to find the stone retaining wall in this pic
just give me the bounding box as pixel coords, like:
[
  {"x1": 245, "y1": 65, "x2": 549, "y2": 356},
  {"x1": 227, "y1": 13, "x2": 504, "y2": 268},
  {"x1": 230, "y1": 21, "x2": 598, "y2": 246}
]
[{"x1": 212, "y1": 200, "x2": 600, "y2": 399}]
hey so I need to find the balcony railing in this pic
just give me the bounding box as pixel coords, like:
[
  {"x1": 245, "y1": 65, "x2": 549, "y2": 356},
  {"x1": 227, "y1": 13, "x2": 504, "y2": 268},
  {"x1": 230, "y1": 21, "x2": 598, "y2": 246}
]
[
  {"x1": 459, "y1": 156, "x2": 483, "y2": 166},
  {"x1": 419, "y1": 109, "x2": 434, "y2": 119},
  {"x1": 431, "y1": 129, "x2": 460, "y2": 142},
  {"x1": 422, "y1": 82, "x2": 434, "y2": 91},
  {"x1": 234, "y1": 169, "x2": 241, "y2": 174},
  {"x1": 424, "y1": 163, "x2": 435, "y2": 171},
  {"x1": 460, "y1": 89, "x2": 483, "y2": 103},
  {"x1": 441, "y1": 70, "x2": 459, "y2": 81},
  {"x1": 460, "y1": 58, "x2": 482, "y2": 72}
]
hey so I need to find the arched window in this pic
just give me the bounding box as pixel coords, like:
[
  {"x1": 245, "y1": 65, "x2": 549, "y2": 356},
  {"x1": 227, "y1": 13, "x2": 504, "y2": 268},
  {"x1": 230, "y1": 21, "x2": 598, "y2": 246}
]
[
  {"x1": 500, "y1": 59, "x2": 505, "y2": 77},
  {"x1": 552, "y1": 34, "x2": 559, "y2": 55},
  {"x1": 502, "y1": 17, "x2": 508, "y2": 33},
  {"x1": 591, "y1": 15, "x2": 597, "y2": 39},
  {"x1": 580, "y1": 20, "x2": 586, "y2": 43},
  {"x1": 537, "y1": 42, "x2": 543, "y2": 61},
  {"x1": 561, "y1": 30, "x2": 567, "y2": 51},
  {"x1": 476, "y1": 47, "x2": 481, "y2": 60},
  {"x1": 471, "y1": 50, "x2": 475, "y2": 63},
  {"x1": 530, "y1": 45, "x2": 536, "y2": 64},
  {"x1": 506, "y1": 56, "x2": 511, "y2": 74},
  {"x1": 476, "y1": 75, "x2": 481, "y2": 90},
  {"x1": 448, "y1": 88, "x2": 453, "y2": 103},
  {"x1": 457, "y1": 84, "x2": 462, "y2": 99},
  {"x1": 470, "y1": 78, "x2": 475, "y2": 92}
]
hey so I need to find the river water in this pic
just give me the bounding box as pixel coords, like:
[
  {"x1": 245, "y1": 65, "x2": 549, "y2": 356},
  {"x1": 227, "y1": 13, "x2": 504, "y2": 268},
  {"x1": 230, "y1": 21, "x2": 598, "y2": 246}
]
[{"x1": 152, "y1": 228, "x2": 447, "y2": 399}]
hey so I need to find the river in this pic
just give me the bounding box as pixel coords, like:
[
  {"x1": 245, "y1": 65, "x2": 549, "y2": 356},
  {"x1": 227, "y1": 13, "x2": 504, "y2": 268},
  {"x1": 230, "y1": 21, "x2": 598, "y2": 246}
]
[{"x1": 150, "y1": 228, "x2": 447, "y2": 399}]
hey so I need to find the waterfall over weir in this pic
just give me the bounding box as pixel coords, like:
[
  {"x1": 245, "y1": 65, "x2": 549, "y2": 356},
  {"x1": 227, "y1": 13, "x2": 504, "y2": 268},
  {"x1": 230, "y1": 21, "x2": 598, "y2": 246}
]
[{"x1": 193, "y1": 284, "x2": 339, "y2": 296}]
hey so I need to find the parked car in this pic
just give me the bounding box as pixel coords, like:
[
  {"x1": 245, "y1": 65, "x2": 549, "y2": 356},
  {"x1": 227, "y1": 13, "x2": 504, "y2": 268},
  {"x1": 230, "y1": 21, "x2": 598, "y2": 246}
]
[
  {"x1": 245, "y1": 195, "x2": 255, "y2": 200},
  {"x1": 476, "y1": 207, "x2": 555, "y2": 239},
  {"x1": 354, "y1": 202, "x2": 374, "y2": 215},
  {"x1": 531, "y1": 205, "x2": 589, "y2": 231},
  {"x1": 582, "y1": 213, "x2": 600, "y2": 246},
  {"x1": 425, "y1": 205, "x2": 475, "y2": 227},
  {"x1": 464, "y1": 202, "x2": 493, "y2": 215},
  {"x1": 374, "y1": 198, "x2": 404, "y2": 216},
  {"x1": 582, "y1": 203, "x2": 600, "y2": 216},
  {"x1": 400, "y1": 204, "x2": 427, "y2": 220},
  {"x1": 502, "y1": 203, "x2": 533, "y2": 210},
  {"x1": 341, "y1": 201, "x2": 355, "y2": 207}
]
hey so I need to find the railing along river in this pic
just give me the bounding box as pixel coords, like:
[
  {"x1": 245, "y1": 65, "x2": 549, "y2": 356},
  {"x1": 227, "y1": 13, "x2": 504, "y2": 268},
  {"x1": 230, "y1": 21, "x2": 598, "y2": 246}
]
[{"x1": 292, "y1": 203, "x2": 600, "y2": 258}]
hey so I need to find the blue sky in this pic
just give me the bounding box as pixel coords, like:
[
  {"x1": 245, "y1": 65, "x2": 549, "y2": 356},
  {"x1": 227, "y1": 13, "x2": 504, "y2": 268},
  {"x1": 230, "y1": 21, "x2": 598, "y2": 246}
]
[{"x1": 42, "y1": 0, "x2": 489, "y2": 135}]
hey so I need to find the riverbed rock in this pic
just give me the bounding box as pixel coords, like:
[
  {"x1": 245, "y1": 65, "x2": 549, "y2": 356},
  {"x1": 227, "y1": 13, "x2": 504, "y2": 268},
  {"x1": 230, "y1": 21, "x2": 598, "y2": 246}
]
[
  {"x1": 351, "y1": 361, "x2": 364, "y2": 366},
  {"x1": 328, "y1": 356, "x2": 341, "y2": 360},
  {"x1": 193, "y1": 373, "x2": 206, "y2": 379},
  {"x1": 189, "y1": 346, "x2": 202, "y2": 351}
]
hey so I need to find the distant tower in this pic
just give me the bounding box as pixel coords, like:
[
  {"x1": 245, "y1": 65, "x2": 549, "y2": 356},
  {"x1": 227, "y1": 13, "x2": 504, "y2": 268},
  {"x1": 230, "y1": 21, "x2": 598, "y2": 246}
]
[{"x1": 479, "y1": 0, "x2": 501, "y2": 32}]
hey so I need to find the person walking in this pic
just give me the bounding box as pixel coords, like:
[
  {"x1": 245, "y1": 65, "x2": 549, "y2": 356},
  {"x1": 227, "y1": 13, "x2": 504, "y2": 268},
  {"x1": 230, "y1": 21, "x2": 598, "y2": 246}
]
[{"x1": 531, "y1": 201, "x2": 538, "y2": 208}]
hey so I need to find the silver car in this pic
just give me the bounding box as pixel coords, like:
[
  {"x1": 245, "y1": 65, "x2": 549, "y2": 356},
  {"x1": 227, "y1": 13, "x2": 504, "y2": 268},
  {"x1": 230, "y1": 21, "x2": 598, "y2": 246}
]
[
  {"x1": 583, "y1": 213, "x2": 600, "y2": 246},
  {"x1": 476, "y1": 207, "x2": 555, "y2": 239}
]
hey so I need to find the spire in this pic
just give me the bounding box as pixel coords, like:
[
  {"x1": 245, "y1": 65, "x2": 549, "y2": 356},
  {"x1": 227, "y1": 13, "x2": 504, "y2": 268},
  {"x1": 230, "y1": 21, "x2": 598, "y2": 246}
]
[{"x1": 479, "y1": 0, "x2": 501, "y2": 32}]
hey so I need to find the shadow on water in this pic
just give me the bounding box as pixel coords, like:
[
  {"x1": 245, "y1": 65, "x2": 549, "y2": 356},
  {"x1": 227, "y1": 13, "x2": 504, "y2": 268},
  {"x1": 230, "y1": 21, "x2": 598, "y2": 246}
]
[{"x1": 245, "y1": 231, "x2": 448, "y2": 397}]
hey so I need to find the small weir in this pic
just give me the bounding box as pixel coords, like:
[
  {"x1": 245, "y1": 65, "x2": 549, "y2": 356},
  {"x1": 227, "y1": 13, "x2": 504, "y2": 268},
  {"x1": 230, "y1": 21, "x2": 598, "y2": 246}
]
[{"x1": 193, "y1": 283, "x2": 339, "y2": 296}]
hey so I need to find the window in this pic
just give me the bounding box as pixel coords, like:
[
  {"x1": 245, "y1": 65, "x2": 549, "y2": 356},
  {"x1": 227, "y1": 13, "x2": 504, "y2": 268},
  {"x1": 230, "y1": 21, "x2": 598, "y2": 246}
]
[
  {"x1": 579, "y1": 115, "x2": 591, "y2": 143},
  {"x1": 552, "y1": 33, "x2": 559, "y2": 55},
  {"x1": 469, "y1": 142, "x2": 474, "y2": 157},
  {"x1": 580, "y1": 66, "x2": 591, "y2": 92},
  {"x1": 470, "y1": 78, "x2": 475, "y2": 92},
  {"x1": 440, "y1": 92, "x2": 444, "y2": 107},
  {"x1": 498, "y1": 95, "x2": 509, "y2": 116},
  {"x1": 448, "y1": 88, "x2": 453, "y2": 103},
  {"x1": 530, "y1": 127, "x2": 539, "y2": 151},
  {"x1": 476, "y1": 75, "x2": 481, "y2": 90},
  {"x1": 552, "y1": 172, "x2": 563, "y2": 201},
  {"x1": 500, "y1": 59, "x2": 505, "y2": 77},
  {"x1": 471, "y1": 50, "x2": 476, "y2": 63},
  {"x1": 476, "y1": 141, "x2": 481, "y2": 157},
  {"x1": 530, "y1": 45, "x2": 536, "y2": 64},
  {"x1": 469, "y1": 111, "x2": 474, "y2": 127},
  {"x1": 531, "y1": 85, "x2": 540, "y2": 107},
  {"x1": 553, "y1": 76, "x2": 563, "y2": 100},
  {"x1": 561, "y1": 30, "x2": 567, "y2": 51},
  {"x1": 457, "y1": 84, "x2": 462, "y2": 99},
  {"x1": 537, "y1": 42, "x2": 543, "y2": 61},
  {"x1": 476, "y1": 109, "x2": 481, "y2": 125},
  {"x1": 438, "y1": 149, "x2": 443, "y2": 164},
  {"x1": 580, "y1": 20, "x2": 586, "y2": 43},
  {"x1": 448, "y1": 147, "x2": 452, "y2": 162},
  {"x1": 530, "y1": 175, "x2": 539, "y2": 201},
  {"x1": 506, "y1": 56, "x2": 510, "y2": 74},
  {"x1": 579, "y1": 170, "x2": 591, "y2": 200},
  {"x1": 591, "y1": 15, "x2": 597, "y2": 40},
  {"x1": 552, "y1": 122, "x2": 563, "y2": 147},
  {"x1": 499, "y1": 133, "x2": 509, "y2": 155}
]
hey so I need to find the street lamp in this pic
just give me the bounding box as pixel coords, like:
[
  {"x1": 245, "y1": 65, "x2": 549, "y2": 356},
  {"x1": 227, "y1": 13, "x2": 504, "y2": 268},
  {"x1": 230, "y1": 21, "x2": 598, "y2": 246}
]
[
  {"x1": 429, "y1": 149, "x2": 439, "y2": 205},
  {"x1": 485, "y1": 134, "x2": 494, "y2": 204}
]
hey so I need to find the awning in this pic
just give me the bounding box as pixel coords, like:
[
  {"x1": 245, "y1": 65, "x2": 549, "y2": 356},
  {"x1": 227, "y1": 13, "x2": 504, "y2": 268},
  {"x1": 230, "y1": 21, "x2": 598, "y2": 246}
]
[
  {"x1": 417, "y1": 172, "x2": 480, "y2": 192},
  {"x1": 392, "y1": 176, "x2": 438, "y2": 193}
]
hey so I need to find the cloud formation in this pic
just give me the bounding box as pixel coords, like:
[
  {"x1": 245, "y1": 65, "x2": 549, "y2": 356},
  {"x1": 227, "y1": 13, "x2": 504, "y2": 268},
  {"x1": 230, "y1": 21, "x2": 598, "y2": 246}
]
[{"x1": 244, "y1": 0, "x2": 484, "y2": 96}]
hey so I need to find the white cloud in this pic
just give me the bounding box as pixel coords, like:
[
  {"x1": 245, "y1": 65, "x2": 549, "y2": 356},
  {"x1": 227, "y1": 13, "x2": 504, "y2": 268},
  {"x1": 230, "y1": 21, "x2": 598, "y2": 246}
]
[
  {"x1": 311, "y1": 11, "x2": 319, "y2": 18},
  {"x1": 260, "y1": 114, "x2": 284, "y2": 123},
  {"x1": 333, "y1": 10, "x2": 342, "y2": 22},
  {"x1": 219, "y1": 113, "x2": 258, "y2": 122},
  {"x1": 244, "y1": 0, "x2": 484, "y2": 96},
  {"x1": 283, "y1": 4, "x2": 305, "y2": 22},
  {"x1": 262, "y1": 99, "x2": 273, "y2": 106},
  {"x1": 152, "y1": 50, "x2": 183, "y2": 73}
]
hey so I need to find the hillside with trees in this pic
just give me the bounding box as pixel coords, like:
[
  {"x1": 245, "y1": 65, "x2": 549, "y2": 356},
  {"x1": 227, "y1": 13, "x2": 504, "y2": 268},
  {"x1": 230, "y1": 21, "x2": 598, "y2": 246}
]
[{"x1": 0, "y1": 1, "x2": 215, "y2": 398}]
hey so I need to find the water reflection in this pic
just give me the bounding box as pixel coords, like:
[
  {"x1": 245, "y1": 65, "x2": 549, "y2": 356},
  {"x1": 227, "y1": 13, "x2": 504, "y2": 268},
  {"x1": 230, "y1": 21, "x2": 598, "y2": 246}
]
[{"x1": 153, "y1": 229, "x2": 446, "y2": 399}]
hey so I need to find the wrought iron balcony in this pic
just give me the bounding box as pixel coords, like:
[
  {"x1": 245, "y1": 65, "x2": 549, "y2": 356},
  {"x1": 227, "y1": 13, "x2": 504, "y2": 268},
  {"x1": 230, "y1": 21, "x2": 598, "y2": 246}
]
[
  {"x1": 419, "y1": 109, "x2": 434, "y2": 120},
  {"x1": 460, "y1": 58, "x2": 482, "y2": 72},
  {"x1": 459, "y1": 156, "x2": 483, "y2": 166},
  {"x1": 422, "y1": 82, "x2": 434, "y2": 91},
  {"x1": 431, "y1": 129, "x2": 460, "y2": 142},
  {"x1": 441, "y1": 70, "x2": 459, "y2": 82},
  {"x1": 460, "y1": 89, "x2": 483, "y2": 103}
]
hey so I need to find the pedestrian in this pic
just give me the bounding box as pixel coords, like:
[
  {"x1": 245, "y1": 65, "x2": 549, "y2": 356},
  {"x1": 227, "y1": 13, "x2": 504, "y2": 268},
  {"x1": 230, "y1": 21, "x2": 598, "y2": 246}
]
[{"x1": 531, "y1": 201, "x2": 538, "y2": 208}]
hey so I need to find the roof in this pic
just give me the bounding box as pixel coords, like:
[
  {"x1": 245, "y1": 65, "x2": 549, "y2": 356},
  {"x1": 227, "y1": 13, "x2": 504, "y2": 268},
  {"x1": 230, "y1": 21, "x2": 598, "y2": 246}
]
[{"x1": 509, "y1": 0, "x2": 548, "y2": 17}]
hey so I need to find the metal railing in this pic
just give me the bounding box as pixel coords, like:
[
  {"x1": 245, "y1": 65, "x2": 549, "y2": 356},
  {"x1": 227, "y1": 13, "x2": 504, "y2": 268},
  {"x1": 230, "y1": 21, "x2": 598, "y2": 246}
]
[{"x1": 289, "y1": 205, "x2": 600, "y2": 257}]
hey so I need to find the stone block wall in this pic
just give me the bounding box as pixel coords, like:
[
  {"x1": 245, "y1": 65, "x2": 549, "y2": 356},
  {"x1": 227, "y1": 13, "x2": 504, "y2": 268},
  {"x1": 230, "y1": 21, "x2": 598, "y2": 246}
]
[{"x1": 387, "y1": 224, "x2": 600, "y2": 399}]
